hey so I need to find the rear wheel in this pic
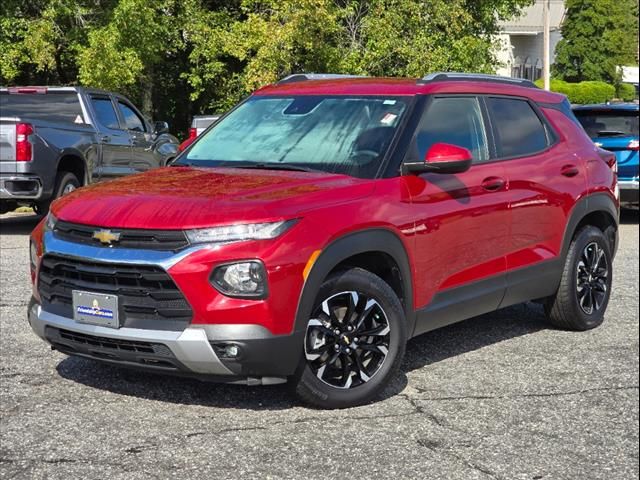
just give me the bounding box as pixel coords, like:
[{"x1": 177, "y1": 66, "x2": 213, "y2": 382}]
[
  {"x1": 34, "y1": 171, "x2": 80, "y2": 215},
  {"x1": 293, "y1": 268, "x2": 407, "y2": 408},
  {"x1": 545, "y1": 226, "x2": 612, "y2": 330}
]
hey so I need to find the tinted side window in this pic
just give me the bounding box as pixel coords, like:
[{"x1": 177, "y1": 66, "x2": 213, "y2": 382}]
[
  {"x1": 117, "y1": 101, "x2": 146, "y2": 132},
  {"x1": 406, "y1": 96, "x2": 489, "y2": 163},
  {"x1": 91, "y1": 97, "x2": 120, "y2": 130},
  {"x1": 487, "y1": 97, "x2": 548, "y2": 158}
]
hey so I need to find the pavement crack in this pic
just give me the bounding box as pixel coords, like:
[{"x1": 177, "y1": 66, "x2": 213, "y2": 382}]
[
  {"x1": 42, "y1": 458, "x2": 77, "y2": 464},
  {"x1": 125, "y1": 444, "x2": 158, "y2": 455},
  {"x1": 416, "y1": 438, "x2": 503, "y2": 479},
  {"x1": 416, "y1": 385, "x2": 639, "y2": 402},
  {"x1": 216, "y1": 426, "x2": 268, "y2": 435}
]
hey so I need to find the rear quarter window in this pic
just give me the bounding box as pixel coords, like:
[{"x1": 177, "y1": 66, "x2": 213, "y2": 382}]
[
  {"x1": 487, "y1": 97, "x2": 549, "y2": 158},
  {"x1": 0, "y1": 92, "x2": 85, "y2": 124}
]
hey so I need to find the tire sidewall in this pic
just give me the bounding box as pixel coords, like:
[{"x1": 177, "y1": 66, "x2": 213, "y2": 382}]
[
  {"x1": 566, "y1": 227, "x2": 613, "y2": 329},
  {"x1": 295, "y1": 269, "x2": 407, "y2": 408},
  {"x1": 56, "y1": 172, "x2": 80, "y2": 198}
]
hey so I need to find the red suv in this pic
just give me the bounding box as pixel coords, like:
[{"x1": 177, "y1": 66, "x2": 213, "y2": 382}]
[{"x1": 28, "y1": 73, "x2": 619, "y2": 408}]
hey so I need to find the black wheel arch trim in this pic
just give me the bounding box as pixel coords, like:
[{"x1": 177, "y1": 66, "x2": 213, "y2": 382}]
[
  {"x1": 56, "y1": 147, "x2": 91, "y2": 184},
  {"x1": 560, "y1": 192, "x2": 619, "y2": 261},
  {"x1": 293, "y1": 228, "x2": 415, "y2": 337}
]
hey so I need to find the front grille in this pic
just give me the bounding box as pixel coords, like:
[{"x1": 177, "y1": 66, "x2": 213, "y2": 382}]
[
  {"x1": 54, "y1": 220, "x2": 189, "y2": 250},
  {"x1": 38, "y1": 254, "x2": 192, "y2": 331},
  {"x1": 45, "y1": 327, "x2": 181, "y2": 370}
]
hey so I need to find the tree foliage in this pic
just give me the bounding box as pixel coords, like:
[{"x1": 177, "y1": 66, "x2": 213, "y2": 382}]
[
  {"x1": 553, "y1": 0, "x2": 639, "y2": 85},
  {"x1": 1, "y1": 0, "x2": 534, "y2": 135},
  {"x1": 534, "y1": 78, "x2": 616, "y2": 104}
]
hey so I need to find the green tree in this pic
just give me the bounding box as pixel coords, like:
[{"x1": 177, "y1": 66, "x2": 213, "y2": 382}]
[
  {"x1": 2, "y1": 0, "x2": 534, "y2": 134},
  {"x1": 553, "y1": 0, "x2": 639, "y2": 84},
  {"x1": 0, "y1": 0, "x2": 113, "y2": 85}
]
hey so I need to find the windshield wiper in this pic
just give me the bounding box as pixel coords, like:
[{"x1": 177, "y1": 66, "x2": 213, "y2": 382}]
[
  {"x1": 596, "y1": 130, "x2": 630, "y2": 137},
  {"x1": 231, "y1": 163, "x2": 322, "y2": 173}
]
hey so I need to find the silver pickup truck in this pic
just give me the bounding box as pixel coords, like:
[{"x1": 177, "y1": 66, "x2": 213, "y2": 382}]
[{"x1": 0, "y1": 86, "x2": 179, "y2": 214}]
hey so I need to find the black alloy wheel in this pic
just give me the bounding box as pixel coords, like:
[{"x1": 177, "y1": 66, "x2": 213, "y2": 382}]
[
  {"x1": 575, "y1": 241, "x2": 609, "y2": 315},
  {"x1": 293, "y1": 268, "x2": 406, "y2": 409},
  {"x1": 305, "y1": 291, "x2": 391, "y2": 389}
]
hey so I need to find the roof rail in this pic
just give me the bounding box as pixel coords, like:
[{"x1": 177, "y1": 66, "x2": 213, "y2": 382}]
[
  {"x1": 277, "y1": 73, "x2": 370, "y2": 84},
  {"x1": 419, "y1": 72, "x2": 538, "y2": 89}
]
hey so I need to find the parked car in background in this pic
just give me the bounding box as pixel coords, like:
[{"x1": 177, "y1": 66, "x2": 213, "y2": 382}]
[
  {"x1": 178, "y1": 114, "x2": 221, "y2": 152},
  {"x1": 573, "y1": 103, "x2": 639, "y2": 209},
  {"x1": 0, "y1": 86, "x2": 179, "y2": 214},
  {"x1": 29, "y1": 73, "x2": 619, "y2": 408}
]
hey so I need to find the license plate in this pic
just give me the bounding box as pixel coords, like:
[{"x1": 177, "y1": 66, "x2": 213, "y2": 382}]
[{"x1": 72, "y1": 290, "x2": 119, "y2": 328}]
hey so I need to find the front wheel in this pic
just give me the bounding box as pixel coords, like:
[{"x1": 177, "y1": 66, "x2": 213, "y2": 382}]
[
  {"x1": 293, "y1": 268, "x2": 407, "y2": 408},
  {"x1": 545, "y1": 226, "x2": 613, "y2": 331}
]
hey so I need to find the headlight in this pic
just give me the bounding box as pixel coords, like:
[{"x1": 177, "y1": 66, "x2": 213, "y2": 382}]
[
  {"x1": 211, "y1": 261, "x2": 267, "y2": 298},
  {"x1": 45, "y1": 212, "x2": 57, "y2": 231},
  {"x1": 185, "y1": 220, "x2": 295, "y2": 245}
]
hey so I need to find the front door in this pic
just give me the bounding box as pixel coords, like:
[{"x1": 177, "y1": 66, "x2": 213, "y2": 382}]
[
  {"x1": 403, "y1": 96, "x2": 510, "y2": 334},
  {"x1": 116, "y1": 100, "x2": 160, "y2": 171},
  {"x1": 89, "y1": 95, "x2": 132, "y2": 180}
]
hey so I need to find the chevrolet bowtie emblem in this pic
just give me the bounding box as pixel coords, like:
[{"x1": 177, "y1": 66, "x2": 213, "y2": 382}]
[{"x1": 92, "y1": 229, "x2": 121, "y2": 245}]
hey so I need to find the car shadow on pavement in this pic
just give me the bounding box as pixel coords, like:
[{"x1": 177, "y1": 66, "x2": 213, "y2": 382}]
[
  {"x1": 0, "y1": 213, "x2": 42, "y2": 236},
  {"x1": 55, "y1": 302, "x2": 548, "y2": 410}
]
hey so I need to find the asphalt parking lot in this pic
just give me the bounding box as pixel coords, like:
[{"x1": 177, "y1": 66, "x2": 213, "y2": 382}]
[{"x1": 1, "y1": 211, "x2": 638, "y2": 480}]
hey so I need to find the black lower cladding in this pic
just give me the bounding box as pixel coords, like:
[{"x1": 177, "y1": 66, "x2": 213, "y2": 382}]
[
  {"x1": 45, "y1": 326, "x2": 185, "y2": 371},
  {"x1": 620, "y1": 186, "x2": 639, "y2": 205},
  {"x1": 206, "y1": 325, "x2": 305, "y2": 377},
  {"x1": 38, "y1": 254, "x2": 192, "y2": 331}
]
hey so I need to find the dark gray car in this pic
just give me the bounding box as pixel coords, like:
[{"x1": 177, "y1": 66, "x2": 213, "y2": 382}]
[{"x1": 0, "y1": 86, "x2": 179, "y2": 214}]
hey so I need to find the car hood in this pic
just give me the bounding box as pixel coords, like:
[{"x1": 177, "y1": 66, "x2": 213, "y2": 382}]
[{"x1": 51, "y1": 167, "x2": 375, "y2": 229}]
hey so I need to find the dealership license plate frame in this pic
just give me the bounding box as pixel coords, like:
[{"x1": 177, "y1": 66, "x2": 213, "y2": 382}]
[{"x1": 72, "y1": 290, "x2": 119, "y2": 328}]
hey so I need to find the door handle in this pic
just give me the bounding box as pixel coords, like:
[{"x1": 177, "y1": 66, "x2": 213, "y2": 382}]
[
  {"x1": 481, "y1": 176, "x2": 506, "y2": 192},
  {"x1": 561, "y1": 164, "x2": 579, "y2": 177},
  {"x1": 100, "y1": 135, "x2": 110, "y2": 143}
]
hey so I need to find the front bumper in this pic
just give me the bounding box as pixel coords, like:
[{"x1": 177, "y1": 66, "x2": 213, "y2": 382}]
[
  {"x1": 0, "y1": 174, "x2": 43, "y2": 200},
  {"x1": 28, "y1": 299, "x2": 301, "y2": 383},
  {"x1": 619, "y1": 179, "x2": 639, "y2": 206}
]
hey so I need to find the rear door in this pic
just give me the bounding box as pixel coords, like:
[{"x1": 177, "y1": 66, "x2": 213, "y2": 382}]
[
  {"x1": 405, "y1": 95, "x2": 509, "y2": 334},
  {"x1": 486, "y1": 96, "x2": 587, "y2": 306},
  {"x1": 115, "y1": 99, "x2": 161, "y2": 171},
  {"x1": 88, "y1": 95, "x2": 132, "y2": 179}
]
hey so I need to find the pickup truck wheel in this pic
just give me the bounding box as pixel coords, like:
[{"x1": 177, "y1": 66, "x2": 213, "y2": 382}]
[
  {"x1": 293, "y1": 268, "x2": 407, "y2": 409},
  {"x1": 544, "y1": 226, "x2": 612, "y2": 331},
  {"x1": 35, "y1": 172, "x2": 80, "y2": 215}
]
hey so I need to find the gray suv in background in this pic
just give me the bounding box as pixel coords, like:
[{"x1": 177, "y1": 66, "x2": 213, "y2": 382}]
[{"x1": 0, "y1": 87, "x2": 179, "y2": 214}]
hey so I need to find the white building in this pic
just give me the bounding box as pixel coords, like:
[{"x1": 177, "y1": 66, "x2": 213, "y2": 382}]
[{"x1": 495, "y1": 0, "x2": 566, "y2": 80}]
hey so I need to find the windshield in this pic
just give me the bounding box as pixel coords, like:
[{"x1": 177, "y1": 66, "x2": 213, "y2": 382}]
[
  {"x1": 180, "y1": 95, "x2": 410, "y2": 178},
  {"x1": 574, "y1": 109, "x2": 639, "y2": 138}
]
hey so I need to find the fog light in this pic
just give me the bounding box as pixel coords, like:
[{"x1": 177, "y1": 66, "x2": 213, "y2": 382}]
[
  {"x1": 211, "y1": 260, "x2": 267, "y2": 298},
  {"x1": 225, "y1": 344, "x2": 240, "y2": 358},
  {"x1": 211, "y1": 343, "x2": 243, "y2": 359}
]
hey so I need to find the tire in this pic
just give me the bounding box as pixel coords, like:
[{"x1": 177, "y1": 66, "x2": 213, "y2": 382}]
[
  {"x1": 545, "y1": 226, "x2": 613, "y2": 331},
  {"x1": 292, "y1": 268, "x2": 407, "y2": 409},
  {"x1": 35, "y1": 171, "x2": 80, "y2": 215}
]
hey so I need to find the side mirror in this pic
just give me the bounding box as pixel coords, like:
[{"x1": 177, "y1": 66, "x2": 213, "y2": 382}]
[
  {"x1": 404, "y1": 142, "x2": 473, "y2": 175},
  {"x1": 154, "y1": 121, "x2": 169, "y2": 135}
]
